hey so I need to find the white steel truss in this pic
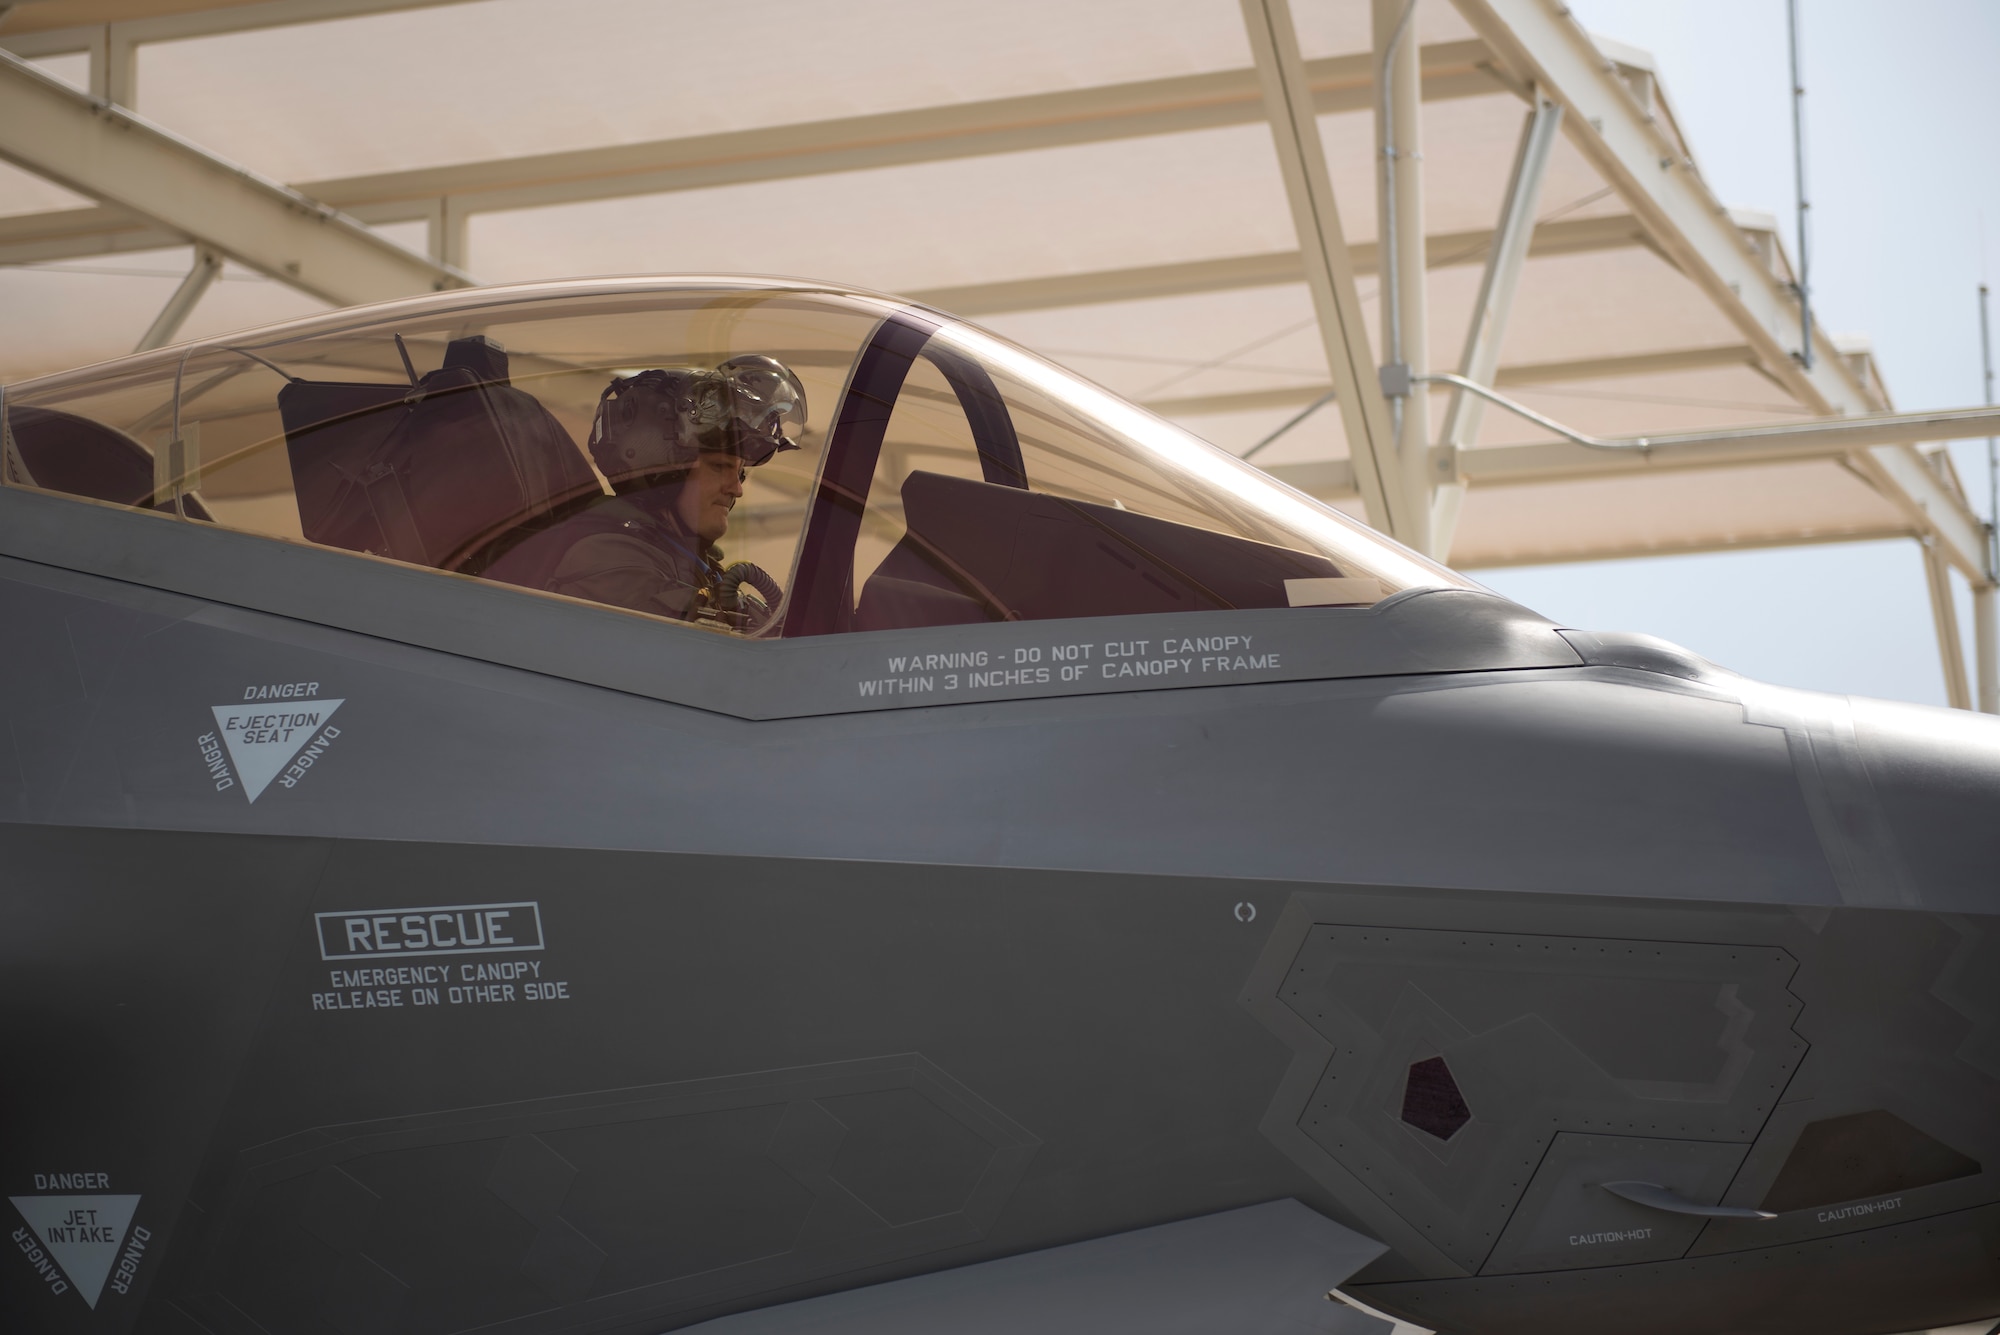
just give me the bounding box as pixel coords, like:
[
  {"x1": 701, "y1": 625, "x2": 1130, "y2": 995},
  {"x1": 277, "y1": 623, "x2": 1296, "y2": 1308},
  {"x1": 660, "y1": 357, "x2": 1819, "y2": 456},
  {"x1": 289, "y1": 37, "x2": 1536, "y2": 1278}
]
[
  {"x1": 0, "y1": 0, "x2": 474, "y2": 57},
  {"x1": 1242, "y1": 0, "x2": 1405, "y2": 539},
  {"x1": 133, "y1": 245, "x2": 220, "y2": 352},
  {"x1": 0, "y1": 47, "x2": 467, "y2": 306},
  {"x1": 1432, "y1": 93, "x2": 1562, "y2": 556},
  {"x1": 1452, "y1": 0, "x2": 1994, "y2": 703},
  {"x1": 1266, "y1": 403, "x2": 2000, "y2": 495},
  {"x1": 0, "y1": 37, "x2": 1513, "y2": 265}
]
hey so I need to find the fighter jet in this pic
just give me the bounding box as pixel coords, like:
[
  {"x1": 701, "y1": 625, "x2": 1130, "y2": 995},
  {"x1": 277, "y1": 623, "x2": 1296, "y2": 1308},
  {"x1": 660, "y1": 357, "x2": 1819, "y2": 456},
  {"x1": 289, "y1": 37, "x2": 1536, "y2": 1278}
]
[{"x1": 1, "y1": 276, "x2": 1994, "y2": 1335}]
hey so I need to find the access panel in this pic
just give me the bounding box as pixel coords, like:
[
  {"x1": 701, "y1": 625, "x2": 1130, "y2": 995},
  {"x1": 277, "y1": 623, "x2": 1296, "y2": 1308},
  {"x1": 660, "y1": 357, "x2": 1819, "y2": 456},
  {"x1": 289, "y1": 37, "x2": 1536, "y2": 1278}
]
[
  {"x1": 1480, "y1": 1133, "x2": 1749, "y2": 1275},
  {"x1": 1244, "y1": 922, "x2": 1805, "y2": 1275}
]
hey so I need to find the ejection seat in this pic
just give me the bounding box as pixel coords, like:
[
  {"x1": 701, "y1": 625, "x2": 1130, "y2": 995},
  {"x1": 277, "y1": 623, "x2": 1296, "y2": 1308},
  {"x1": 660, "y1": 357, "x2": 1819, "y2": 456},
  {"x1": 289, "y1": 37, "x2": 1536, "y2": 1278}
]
[
  {"x1": 278, "y1": 335, "x2": 602, "y2": 575},
  {"x1": 1, "y1": 403, "x2": 214, "y2": 520}
]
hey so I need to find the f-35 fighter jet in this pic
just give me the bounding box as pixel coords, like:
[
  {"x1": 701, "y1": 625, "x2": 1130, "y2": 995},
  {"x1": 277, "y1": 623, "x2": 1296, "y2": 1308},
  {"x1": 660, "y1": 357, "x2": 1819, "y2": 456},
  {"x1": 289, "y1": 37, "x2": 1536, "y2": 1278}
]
[{"x1": 1, "y1": 277, "x2": 1994, "y2": 1335}]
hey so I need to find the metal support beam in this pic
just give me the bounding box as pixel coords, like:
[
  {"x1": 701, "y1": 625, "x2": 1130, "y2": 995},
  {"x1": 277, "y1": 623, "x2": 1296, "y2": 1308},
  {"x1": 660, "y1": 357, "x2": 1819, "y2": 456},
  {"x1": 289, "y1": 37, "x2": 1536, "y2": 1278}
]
[
  {"x1": 1146, "y1": 343, "x2": 1754, "y2": 418},
  {"x1": 0, "y1": 39, "x2": 1508, "y2": 269},
  {"x1": 0, "y1": 47, "x2": 469, "y2": 306},
  {"x1": 133, "y1": 245, "x2": 220, "y2": 352},
  {"x1": 328, "y1": 40, "x2": 1502, "y2": 218},
  {"x1": 1449, "y1": 1, "x2": 1844, "y2": 406},
  {"x1": 1975, "y1": 582, "x2": 1998, "y2": 714},
  {"x1": 1460, "y1": 527, "x2": 1910, "y2": 570},
  {"x1": 1968, "y1": 579, "x2": 2000, "y2": 715},
  {"x1": 1433, "y1": 93, "x2": 1563, "y2": 559},
  {"x1": 1241, "y1": 0, "x2": 1405, "y2": 537},
  {"x1": 1923, "y1": 544, "x2": 1972, "y2": 710},
  {"x1": 85, "y1": 23, "x2": 136, "y2": 105},
  {"x1": 903, "y1": 213, "x2": 1643, "y2": 318},
  {"x1": 1786, "y1": 0, "x2": 1813, "y2": 369},
  {"x1": 426, "y1": 195, "x2": 468, "y2": 269},
  {"x1": 1459, "y1": 404, "x2": 2000, "y2": 485},
  {"x1": 1842, "y1": 445, "x2": 1990, "y2": 588},
  {"x1": 1263, "y1": 402, "x2": 2000, "y2": 497},
  {"x1": 1489, "y1": 341, "x2": 1760, "y2": 387},
  {"x1": 0, "y1": 206, "x2": 181, "y2": 266},
  {"x1": 0, "y1": 0, "x2": 479, "y2": 52},
  {"x1": 1451, "y1": 0, "x2": 1989, "y2": 586},
  {"x1": 1, "y1": 204, "x2": 1649, "y2": 292},
  {"x1": 1375, "y1": 0, "x2": 1433, "y2": 555}
]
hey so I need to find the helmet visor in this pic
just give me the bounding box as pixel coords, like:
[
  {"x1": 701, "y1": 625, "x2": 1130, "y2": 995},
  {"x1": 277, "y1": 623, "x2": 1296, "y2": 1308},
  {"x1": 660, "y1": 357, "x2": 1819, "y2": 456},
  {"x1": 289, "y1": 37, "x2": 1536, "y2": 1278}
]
[{"x1": 710, "y1": 355, "x2": 806, "y2": 466}]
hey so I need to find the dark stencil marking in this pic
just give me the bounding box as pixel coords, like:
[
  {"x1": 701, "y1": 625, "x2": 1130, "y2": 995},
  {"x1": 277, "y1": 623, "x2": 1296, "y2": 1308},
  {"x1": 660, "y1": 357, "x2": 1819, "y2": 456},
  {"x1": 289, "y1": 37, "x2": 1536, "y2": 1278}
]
[
  {"x1": 1761, "y1": 1109, "x2": 1980, "y2": 1213},
  {"x1": 1401, "y1": 1055, "x2": 1472, "y2": 1141}
]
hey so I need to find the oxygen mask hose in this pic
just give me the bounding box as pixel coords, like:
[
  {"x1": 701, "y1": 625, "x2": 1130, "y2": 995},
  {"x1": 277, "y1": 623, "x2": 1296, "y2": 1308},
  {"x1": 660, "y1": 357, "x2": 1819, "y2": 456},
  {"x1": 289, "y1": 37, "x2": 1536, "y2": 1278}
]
[{"x1": 716, "y1": 561, "x2": 784, "y2": 628}]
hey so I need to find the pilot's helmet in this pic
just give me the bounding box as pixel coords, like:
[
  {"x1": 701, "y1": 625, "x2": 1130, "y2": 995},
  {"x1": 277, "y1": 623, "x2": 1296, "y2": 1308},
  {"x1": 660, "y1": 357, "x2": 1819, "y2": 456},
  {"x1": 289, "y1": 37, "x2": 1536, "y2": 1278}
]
[{"x1": 588, "y1": 355, "x2": 806, "y2": 484}]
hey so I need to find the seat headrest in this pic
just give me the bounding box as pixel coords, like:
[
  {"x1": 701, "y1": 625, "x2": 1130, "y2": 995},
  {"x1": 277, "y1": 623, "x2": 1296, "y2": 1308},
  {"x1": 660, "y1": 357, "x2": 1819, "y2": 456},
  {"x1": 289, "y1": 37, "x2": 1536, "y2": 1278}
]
[{"x1": 441, "y1": 334, "x2": 509, "y2": 385}]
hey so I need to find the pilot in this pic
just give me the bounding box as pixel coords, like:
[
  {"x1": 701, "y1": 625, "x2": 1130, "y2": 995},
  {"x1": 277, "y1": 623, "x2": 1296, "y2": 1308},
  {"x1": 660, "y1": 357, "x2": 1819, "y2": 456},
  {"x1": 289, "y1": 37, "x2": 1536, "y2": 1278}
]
[{"x1": 531, "y1": 357, "x2": 804, "y2": 626}]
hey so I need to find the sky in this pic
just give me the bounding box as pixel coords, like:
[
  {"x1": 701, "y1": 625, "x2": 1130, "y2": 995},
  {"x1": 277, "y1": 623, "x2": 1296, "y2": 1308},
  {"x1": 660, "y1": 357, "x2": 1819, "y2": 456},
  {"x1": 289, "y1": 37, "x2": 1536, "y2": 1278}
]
[{"x1": 1476, "y1": 0, "x2": 2000, "y2": 706}]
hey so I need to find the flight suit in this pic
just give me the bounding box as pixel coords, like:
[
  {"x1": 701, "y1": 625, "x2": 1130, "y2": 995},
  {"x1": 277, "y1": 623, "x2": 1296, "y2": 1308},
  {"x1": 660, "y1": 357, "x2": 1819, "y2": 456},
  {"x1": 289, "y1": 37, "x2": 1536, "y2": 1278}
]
[{"x1": 483, "y1": 488, "x2": 723, "y2": 621}]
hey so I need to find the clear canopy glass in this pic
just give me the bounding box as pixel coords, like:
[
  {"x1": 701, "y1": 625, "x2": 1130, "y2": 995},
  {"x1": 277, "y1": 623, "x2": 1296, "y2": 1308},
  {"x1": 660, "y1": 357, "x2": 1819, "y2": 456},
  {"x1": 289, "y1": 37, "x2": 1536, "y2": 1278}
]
[{"x1": 1, "y1": 276, "x2": 1474, "y2": 637}]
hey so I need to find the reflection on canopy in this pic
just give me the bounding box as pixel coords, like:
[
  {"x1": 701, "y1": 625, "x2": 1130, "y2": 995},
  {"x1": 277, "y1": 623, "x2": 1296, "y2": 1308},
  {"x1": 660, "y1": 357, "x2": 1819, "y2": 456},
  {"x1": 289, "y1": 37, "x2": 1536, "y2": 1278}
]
[{"x1": 2, "y1": 277, "x2": 1471, "y2": 639}]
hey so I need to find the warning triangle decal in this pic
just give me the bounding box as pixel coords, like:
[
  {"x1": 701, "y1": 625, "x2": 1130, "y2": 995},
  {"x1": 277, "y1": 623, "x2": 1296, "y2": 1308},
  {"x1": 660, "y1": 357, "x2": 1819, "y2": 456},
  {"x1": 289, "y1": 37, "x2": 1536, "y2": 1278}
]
[
  {"x1": 211, "y1": 699, "x2": 343, "y2": 802},
  {"x1": 10, "y1": 1194, "x2": 141, "y2": 1308}
]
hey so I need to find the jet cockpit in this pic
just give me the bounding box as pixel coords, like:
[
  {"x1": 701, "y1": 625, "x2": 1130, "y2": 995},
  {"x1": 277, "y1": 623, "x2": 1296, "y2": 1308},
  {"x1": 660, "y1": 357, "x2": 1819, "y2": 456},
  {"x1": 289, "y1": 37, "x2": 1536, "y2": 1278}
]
[{"x1": 2, "y1": 277, "x2": 1468, "y2": 646}]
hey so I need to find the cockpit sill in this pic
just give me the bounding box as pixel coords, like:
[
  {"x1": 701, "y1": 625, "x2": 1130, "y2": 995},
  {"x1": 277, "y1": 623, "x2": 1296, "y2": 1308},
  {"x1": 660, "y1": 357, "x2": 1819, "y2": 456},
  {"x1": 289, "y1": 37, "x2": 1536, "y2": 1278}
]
[{"x1": 0, "y1": 478, "x2": 1582, "y2": 722}]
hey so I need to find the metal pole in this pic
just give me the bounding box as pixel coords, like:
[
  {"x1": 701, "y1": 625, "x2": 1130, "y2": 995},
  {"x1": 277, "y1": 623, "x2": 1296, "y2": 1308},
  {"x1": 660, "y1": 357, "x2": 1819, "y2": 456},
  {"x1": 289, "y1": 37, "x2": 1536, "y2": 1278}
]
[
  {"x1": 1375, "y1": 0, "x2": 1420, "y2": 382},
  {"x1": 1238, "y1": 0, "x2": 1407, "y2": 538},
  {"x1": 1923, "y1": 541, "x2": 1972, "y2": 710},
  {"x1": 1977, "y1": 585, "x2": 1998, "y2": 714},
  {"x1": 1787, "y1": 0, "x2": 1812, "y2": 368},
  {"x1": 1978, "y1": 282, "x2": 1998, "y2": 712},
  {"x1": 1242, "y1": 388, "x2": 1337, "y2": 461},
  {"x1": 134, "y1": 246, "x2": 221, "y2": 353},
  {"x1": 1431, "y1": 95, "x2": 1563, "y2": 559},
  {"x1": 1375, "y1": 0, "x2": 1430, "y2": 555},
  {"x1": 1982, "y1": 281, "x2": 1996, "y2": 575},
  {"x1": 428, "y1": 195, "x2": 468, "y2": 270}
]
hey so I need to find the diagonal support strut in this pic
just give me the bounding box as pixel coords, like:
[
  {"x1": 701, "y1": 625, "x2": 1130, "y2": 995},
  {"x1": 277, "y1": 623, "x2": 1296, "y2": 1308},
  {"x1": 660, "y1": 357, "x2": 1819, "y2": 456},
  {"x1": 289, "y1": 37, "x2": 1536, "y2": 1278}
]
[
  {"x1": 1431, "y1": 93, "x2": 1563, "y2": 559},
  {"x1": 1240, "y1": 0, "x2": 1407, "y2": 539},
  {"x1": 133, "y1": 246, "x2": 222, "y2": 353},
  {"x1": 0, "y1": 46, "x2": 470, "y2": 307}
]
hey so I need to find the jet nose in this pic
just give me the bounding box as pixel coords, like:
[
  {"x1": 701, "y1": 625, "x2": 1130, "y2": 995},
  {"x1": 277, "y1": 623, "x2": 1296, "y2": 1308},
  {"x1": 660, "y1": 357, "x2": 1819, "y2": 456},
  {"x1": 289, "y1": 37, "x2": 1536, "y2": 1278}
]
[{"x1": 1847, "y1": 696, "x2": 2000, "y2": 912}]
